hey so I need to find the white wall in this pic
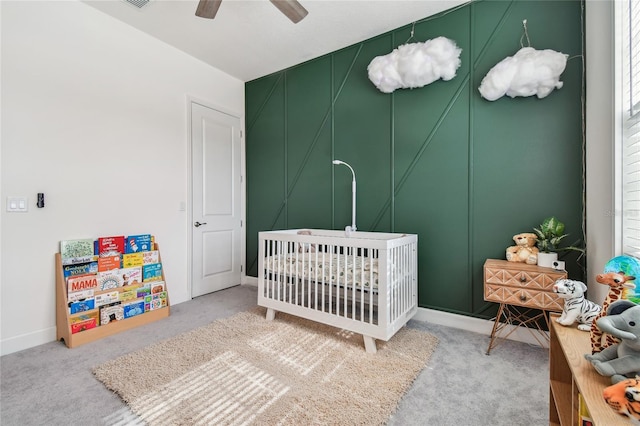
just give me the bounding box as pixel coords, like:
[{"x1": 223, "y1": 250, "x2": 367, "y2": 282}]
[
  {"x1": 585, "y1": 0, "x2": 616, "y2": 305},
  {"x1": 0, "y1": 1, "x2": 244, "y2": 355}
]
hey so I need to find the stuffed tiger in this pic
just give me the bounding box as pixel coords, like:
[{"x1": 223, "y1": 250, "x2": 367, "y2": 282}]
[
  {"x1": 552, "y1": 279, "x2": 602, "y2": 331},
  {"x1": 603, "y1": 377, "x2": 640, "y2": 425}
]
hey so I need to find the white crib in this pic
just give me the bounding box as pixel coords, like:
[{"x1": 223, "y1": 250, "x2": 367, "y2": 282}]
[{"x1": 258, "y1": 229, "x2": 418, "y2": 353}]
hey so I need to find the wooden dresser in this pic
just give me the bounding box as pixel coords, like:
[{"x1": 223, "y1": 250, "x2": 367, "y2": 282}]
[{"x1": 483, "y1": 259, "x2": 567, "y2": 354}]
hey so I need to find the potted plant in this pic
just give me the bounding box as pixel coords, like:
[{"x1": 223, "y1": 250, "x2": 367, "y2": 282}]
[{"x1": 533, "y1": 216, "x2": 585, "y2": 268}]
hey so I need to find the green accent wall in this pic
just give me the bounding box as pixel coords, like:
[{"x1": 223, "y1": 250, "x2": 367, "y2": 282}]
[{"x1": 245, "y1": 0, "x2": 585, "y2": 319}]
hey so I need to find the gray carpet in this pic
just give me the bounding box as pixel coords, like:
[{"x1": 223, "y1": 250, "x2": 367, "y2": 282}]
[{"x1": 0, "y1": 285, "x2": 548, "y2": 425}]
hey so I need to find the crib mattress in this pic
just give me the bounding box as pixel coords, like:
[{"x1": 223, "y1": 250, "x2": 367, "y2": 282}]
[{"x1": 264, "y1": 253, "x2": 380, "y2": 290}]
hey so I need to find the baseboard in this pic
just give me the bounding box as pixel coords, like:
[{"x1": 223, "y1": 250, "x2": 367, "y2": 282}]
[
  {"x1": 413, "y1": 307, "x2": 549, "y2": 348},
  {"x1": 1, "y1": 326, "x2": 57, "y2": 356},
  {"x1": 243, "y1": 275, "x2": 258, "y2": 286},
  {"x1": 243, "y1": 274, "x2": 547, "y2": 348}
]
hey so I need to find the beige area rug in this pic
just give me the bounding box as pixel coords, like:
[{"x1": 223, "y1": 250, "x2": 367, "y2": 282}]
[{"x1": 93, "y1": 308, "x2": 438, "y2": 426}]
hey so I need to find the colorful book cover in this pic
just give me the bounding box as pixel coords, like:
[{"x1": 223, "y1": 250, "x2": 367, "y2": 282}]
[
  {"x1": 97, "y1": 236, "x2": 125, "y2": 257},
  {"x1": 142, "y1": 250, "x2": 160, "y2": 265},
  {"x1": 150, "y1": 281, "x2": 165, "y2": 295},
  {"x1": 99, "y1": 303, "x2": 123, "y2": 325},
  {"x1": 67, "y1": 289, "x2": 94, "y2": 303},
  {"x1": 98, "y1": 255, "x2": 121, "y2": 272},
  {"x1": 67, "y1": 274, "x2": 99, "y2": 294},
  {"x1": 125, "y1": 234, "x2": 153, "y2": 253},
  {"x1": 144, "y1": 291, "x2": 167, "y2": 311},
  {"x1": 136, "y1": 283, "x2": 151, "y2": 298},
  {"x1": 70, "y1": 311, "x2": 98, "y2": 334},
  {"x1": 122, "y1": 253, "x2": 144, "y2": 268},
  {"x1": 95, "y1": 290, "x2": 119, "y2": 307},
  {"x1": 123, "y1": 300, "x2": 145, "y2": 319},
  {"x1": 63, "y1": 261, "x2": 98, "y2": 278},
  {"x1": 68, "y1": 298, "x2": 95, "y2": 314},
  {"x1": 119, "y1": 289, "x2": 138, "y2": 302},
  {"x1": 143, "y1": 263, "x2": 163, "y2": 282},
  {"x1": 97, "y1": 270, "x2": 124, "y2": 290},
  {"x1": 60, "y1": 238, "x2": 96, "y2": 265},
  {"x1": 119, "y1": 266, "x2": 143, "y2": 286}
]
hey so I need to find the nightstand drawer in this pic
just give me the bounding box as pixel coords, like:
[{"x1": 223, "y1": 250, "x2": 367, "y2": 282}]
[
  {"x1": 483, "y1": 259, "x2": 567, "y2": 311},
  {"x1": 484, "y1": 283, "x2": 564, "y2": 311}
]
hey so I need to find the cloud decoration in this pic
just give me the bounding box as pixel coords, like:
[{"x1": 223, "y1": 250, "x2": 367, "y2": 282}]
[
  {"x1": 478, "y1": 47, "x2": 568, "y2": 101},
  {"x1": 367, "y1": 36, "x2": 462, "y2": 94}
]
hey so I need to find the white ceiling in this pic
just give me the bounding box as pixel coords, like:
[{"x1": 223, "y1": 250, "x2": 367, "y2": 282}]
[{"x1": 83, "y1": 0, "x2": 469, "y2": 82}]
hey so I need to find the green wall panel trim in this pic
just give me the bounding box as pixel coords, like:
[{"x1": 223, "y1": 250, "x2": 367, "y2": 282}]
[{"x1": 245, "y1": 0, "x2": 585, "y2": 317}]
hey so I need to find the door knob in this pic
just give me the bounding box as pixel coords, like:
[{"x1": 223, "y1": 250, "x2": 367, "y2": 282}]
[{"x1": 194, "y1": 221, "x2": 207, "y2": 227}]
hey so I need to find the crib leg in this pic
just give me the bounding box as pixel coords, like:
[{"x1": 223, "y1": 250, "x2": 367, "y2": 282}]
[
  {"x1": 265, "y1": 308, "x2": 276, "y2": 321},
  {"x1": 363, "y1": 335, "x2": 377, "y2": 354}
]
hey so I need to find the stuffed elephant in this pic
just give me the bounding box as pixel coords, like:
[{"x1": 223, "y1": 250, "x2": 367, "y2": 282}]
[{"x1": 584, "y1": 300, "x2": 640, "y2": 384}]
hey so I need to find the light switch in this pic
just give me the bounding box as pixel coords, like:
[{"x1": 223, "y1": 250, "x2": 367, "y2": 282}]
[{"x1": 7, "y1": 197, "x2": 28, "y2": 212}]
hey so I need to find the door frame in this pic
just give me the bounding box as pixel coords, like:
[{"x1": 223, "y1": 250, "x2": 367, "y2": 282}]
[{"x1": 186, "y1": 95, "x2": 246, "y2": 299}]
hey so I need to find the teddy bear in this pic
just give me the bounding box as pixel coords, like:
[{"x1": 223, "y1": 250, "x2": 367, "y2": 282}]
[
  {"x1": 505, "y1": 232, "x2": 539, "y2": 264},
  {"x1": 584, "y1": 300, "x2": 640, "y2": 384}
]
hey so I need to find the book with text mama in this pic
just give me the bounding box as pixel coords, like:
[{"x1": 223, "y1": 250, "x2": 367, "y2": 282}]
[{"x1": 67, "y1": 274, "x2": 99, "y2": 294}]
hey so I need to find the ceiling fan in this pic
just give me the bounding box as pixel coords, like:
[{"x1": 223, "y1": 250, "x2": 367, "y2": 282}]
[{"x1": 195, "y1": 0, "x2": 308, "y2": 24}]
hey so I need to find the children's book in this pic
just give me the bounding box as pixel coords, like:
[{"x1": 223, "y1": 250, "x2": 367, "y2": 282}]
[
  {"x1": 136, "y1": 283, "x2": 151, "y2": 298},
  {"x1": 122, "y1": 253, "x2": 144, "y2": 268},
  {"x1": 143, "y1": 263, "x2": 163, "y2": 282},
  {"x1": 125, "y1": 235, "x2": 153, "y2": 253},
  {"x1": 60, "y1": 239, "x2": 96, "y2": 265},
  {"x1": 70, "y1": 311, "x2": 98, "y2": 334},
  {"x1": 119, "y1": 289, "x2": 138, "y2": 303},
  {"x1": 67, "y1": 289, "x2": 94, "y2": 303},
  {"x1": 97, "y1": 236, "x2": 125, "y2": 257},
  {"x1": 142, "y1": 250, "x2": 160, "y2": 265},
  {"x1": 123, "y1": 300, "x2": 145, "y2": 319},
  {"x1": 150, "y1": 281, "x2": 165, "y2": 295},
  {"x1": 95, "y1": 291, "x2": 119, "y2": 307},
  {"x1": 119, "y1": 266, "x2": 143, "y2": 286},
  {"x1": 99, "y1": 303, "x2": 123, "y2": 325},
  {"x1": 63, "y1": 261, "x2": 98, "y2": 278},
  {"x1": 144, "y1": 291, "x2": 167, "y2": 311},
  {"x1": 98, "y1": 255, "x2": 121, "y2": 272},
  {"x1": 68, "y1": 298, "x2": 95, "y2": 314},
  {"x1": 67, "y1": 274, "x2": 99, "y2": 294},
  {"x1": 97, "y1": 270, "x2": 124, "y2": 290}
]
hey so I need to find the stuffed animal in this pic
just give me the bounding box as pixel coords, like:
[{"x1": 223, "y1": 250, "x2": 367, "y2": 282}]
[
  {"x1": 552, "y1": 278, "x2": 601, "y2": 331},
  {"x1": 590, "y1": 271, "x2": 637, "y2": 354},
  {"x1": 603, "y1": 376, "x2": 640, "y2": 425},
  {"x1": 296, "y1": 229, "x2": 316, "y2": 253},
  {"x1": 585, "y1": 300, "x2": 640, "y2": 384},
  {"x1": 505, "y1": 232, "x2": 539, "y2": 264}
]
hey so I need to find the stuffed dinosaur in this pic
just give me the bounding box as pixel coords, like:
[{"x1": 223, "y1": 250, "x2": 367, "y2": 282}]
[{"x1": 585, "y1": 300, "x2": 640, "y2": 384}]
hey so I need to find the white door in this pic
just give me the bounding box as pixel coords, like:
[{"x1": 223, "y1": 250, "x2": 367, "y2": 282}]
[{"x1": 191, "y1": 102, "x2": 242, "y2": 297}]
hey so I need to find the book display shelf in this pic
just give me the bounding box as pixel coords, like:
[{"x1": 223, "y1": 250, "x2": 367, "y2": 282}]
[{"x1": 55, "y1": 236, "x2": 170, "y2": 348}]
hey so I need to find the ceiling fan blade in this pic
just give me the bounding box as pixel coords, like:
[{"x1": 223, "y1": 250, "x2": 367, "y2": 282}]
[
  {"x1": 269, "y1": 0, "x2": 308, "y2": 24},
  {"x1": 195, "y1": 0, "x2": 222, "y2": 19}
]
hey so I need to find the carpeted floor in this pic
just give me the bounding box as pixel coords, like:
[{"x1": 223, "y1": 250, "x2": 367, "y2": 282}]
[
  {"x1": 93, "y1": 307, "x2": 438, "y2": 425},
  {"x1": 0, "y1": 285, "x2": 550, "y2": 425}
]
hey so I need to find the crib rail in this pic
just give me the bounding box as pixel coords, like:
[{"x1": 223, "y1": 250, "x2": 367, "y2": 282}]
[{"x1": 257, "y1": 230, "x2": 417, "y2": 342}]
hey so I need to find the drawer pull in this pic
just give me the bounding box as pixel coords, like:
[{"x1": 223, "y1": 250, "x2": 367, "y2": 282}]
[
  {"x1": 520, "y1": 295, "x2": 528, "y2": 302},
  {"x1": 520, "y1": 276, "x2": 527, "y2": 282}
]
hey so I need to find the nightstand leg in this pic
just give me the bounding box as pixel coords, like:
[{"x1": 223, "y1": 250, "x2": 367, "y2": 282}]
[{"x1": 486, "y1": 303, "x2": 506, "y2": 355}]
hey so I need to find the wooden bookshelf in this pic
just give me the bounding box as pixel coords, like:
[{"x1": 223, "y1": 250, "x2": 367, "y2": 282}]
[
  {"x1": 55, "y1": 245, "x2": 170, "y2": 349},
  {"x1": 549, "y1": 313, "x2": 629, "y2": 425}
]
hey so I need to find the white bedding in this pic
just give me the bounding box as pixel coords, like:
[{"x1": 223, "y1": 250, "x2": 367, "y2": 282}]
[{"x1": 264, "y1": 253, "x2": 380, "y2": 290}]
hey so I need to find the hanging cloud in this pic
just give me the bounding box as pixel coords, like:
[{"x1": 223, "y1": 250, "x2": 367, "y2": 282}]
[
  {"x1": 478, "y1": 47, "x2": 568, "y2": 101},
  {"x1": 367, "y1": 36, "x2": 462, "y2": 94}
]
